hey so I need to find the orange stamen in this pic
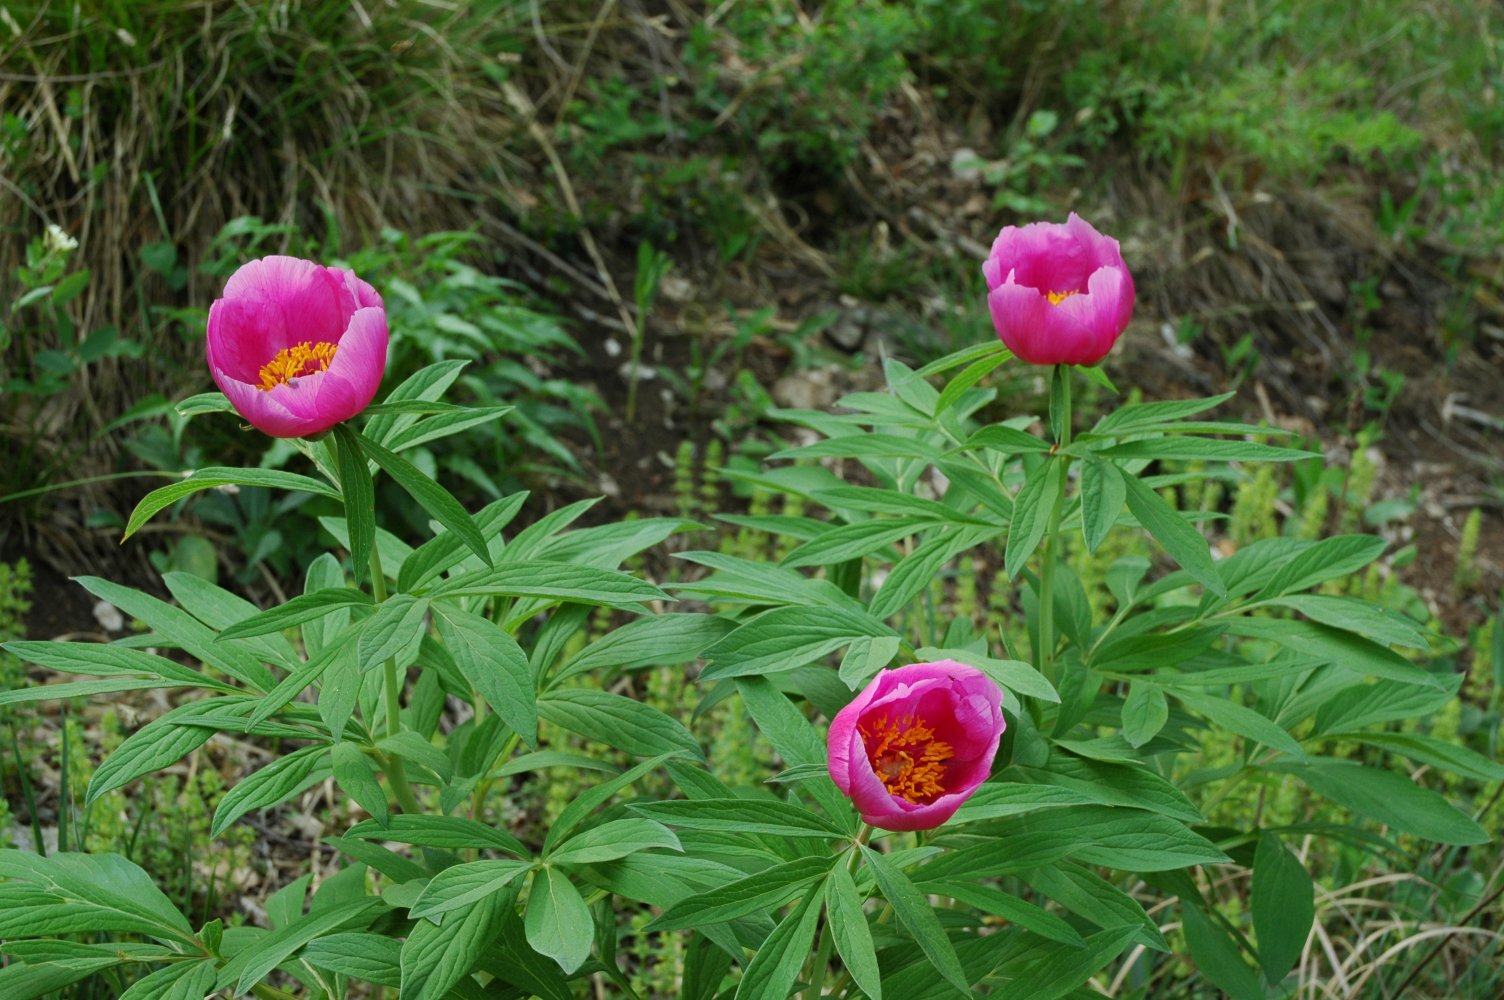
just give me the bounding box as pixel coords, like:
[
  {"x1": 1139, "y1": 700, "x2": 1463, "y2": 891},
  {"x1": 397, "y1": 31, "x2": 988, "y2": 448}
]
[
  {"x1": 257, "y1": 341, "x2": 338, "y2": 391},
  {"x1": 859, "y1": 714, "x2": 953, "y2": 804},
  {"x1": 1046, "y1": 289, "x2": 1079, "y2": 305}
]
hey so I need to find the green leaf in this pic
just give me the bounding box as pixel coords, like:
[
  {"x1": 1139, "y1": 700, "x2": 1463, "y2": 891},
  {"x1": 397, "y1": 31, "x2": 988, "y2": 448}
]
[
  {"x1": 1080, "y1": 457, "x2": 1126, "y2": 554},
  {"x1": 301, "y1": 932, "x2": 401, "y2": 987},
  {"x1": 1011, "y1": 757, "x2": 1203, "y2": 824},
  {"x1": 1121, "y1": 682, "x2": 1168, "y2": 748},
  {"x1": 399, "y1": 891, "x2": 509, "y2": 1000},
  {"x1": 544, "y1": 753, "x2": 681, "y2": 853},
  {"x1": 997, "y1": 925, "x2": 1139, "y2": 1000},
  {"x1": 72, "y1": 576, "x2": 275, "y2": 690},
  {"x1": 525, "y1": 867, "x2": 594, "y2": 974},
  {"x1": 735, "y1": 677, "x2": 855, "y2": 825},
  {"x1": 1, "y1": 640, "x2": 224, "y2": 689},
  {"x1": 0, "y1": 851, "x2": 195, "y2": 946},
  {"x1": 546, "y1": 817, "x2": 680, "y2": 866},
  {"x1": 554, "y1": 612, "x2": 733, "y2": 683},
  {"x1": 212, "y1": 745, "x2": 330, "y2": 838},
  {"x1": 332, "y1": 423, "x2": 376, "y2": 586},
  {"x1": 353, "y1": 428, "x2": 490, "y2": 566},
  {"x1": 1311, "y1": 677, "x2": 1459, "y2": 736},
  {"x1": 1169, "y1": 688, "x2": 1303, "y2": 758},
  {"x1": 966, "y1": 424, "x2": 1051, "y2": 455},
  {"x1": 86, "y1": 700, "x2": 230, "y2": 803},
  {"x1": 219, "y1": 897, "x2": 382, "y2": 995},
  {"x1": 870, "y1": 525, "x2": 996, "y2": 621},
  {"x1": 366, "y1": 358, "x2": 469, "y2": 445},
  {"x1": 1181, "y1": 902, "x2": 1263, "y2": 1000},
  {"x1": 397, "y1": 493, "x2": 528, "y2": 593},
  {"x1": 825, "y1": 864, "x2": 882, "y2": 1000},
  {"x1": 408, "y1": 860, "x2": 532, "y2": 922},
  {"x1": 812, "y1": 486, "x2": 992, "y2": 524},
  {"x1": 430, "y1": 561, "x2": 668, "y2": 610},
  {"x1": 0, "y1": 959, "x2": 127, "y2": 999},
  {"x1": 1093, "y1": 392, "x2": 1236, "y2": 433},
  {"x1": 539, "y1": 688, "x2": 699, "y2": 757},
  {"x1": 1261, "y1": 594, "x2": 1430, "y2": 649},
  {"x1": 914, "y1": 646, "x2": 1059, "y2": 703},
  {"x1": 122, "y1": 468, "x2": 338, "y2": 541},
  {"x1": 1004, "y1": 458, "x2": 1062, "y2": 580},
  {"x1": 379, "y1": 731, "x2": 453, "y2": 783},
  {"x1": 646, "y1": 856, "x2": 832, "y2": 931},
  {"x1": 431, "y1": 604, "x2": 537, "y2": 745},
  {"x1": 838, "y1": 635, "x2": 902, "y2": 689},
  {"x1": 732, "y1": 888, "x2": 824, "y2": 1000},
  {"x1": 632, "y1": 799, "x2": 844, "y2": 839},
  {"x1": 1252, "y1": 534, "x2": 1388, "y2": 599},
  {"x1": 1022, "y1": 862, "x2": 1169, "y2": 952},
  {"x1": 356, "y1": 594, "x2": 430, "y2": 672},
  {"x1": 118, "y1": 959, "x2": 218, "y2": 1000},
  {"x1": 912, "y1": 339, "x2": 1011, "y2": 379},
  {"x1": 175, "y1": 392, "x2": 235, "y2": 417},
  {"x1": 1120, "y1": 473, "x2": 1225, "y2": 595},
  {"x1": 1252, "y1": 834, "x2": 1313, "y2": 984},
  {"x1": 346, "y1": 814, "x2": 527, "y2": 856},
  {"x1": 919, "y1": 806, "x2": 1227, "y2": 879},
  {"x1": 772, "y1": 433, "x2": 937, "y2": 462},
  {"x1": 702, "y1": 605, "x2": 896, "y2": 680},
  {"x1": 1095, "y1": 437, "x2": 1313, "y2": 462},
  {"x1": 331, "y1": 741, "x2": 388, "y2": 828},
  {"x1": 0, "y1": 676, "x2": 201, "y2": 708},
  {"x1": 1336, "y1": 731, "x2": 1504, "y2": 782},
  {"x1": 217, "y1": 588, "x2": 373, "y2": 641},
  {"x1": 934, "y1": 347, "x2": 1013, "y2": 416},
  {"x1": 673, "y1": 551, "x2": 859, "y2": 611},
  {"x1": 861, "y1": 845, "x2": 969, "y2": 992},
  {"x1": 385, "y1": 406, "x2": 514, "y2": 453},
  {"x1": 1222, "y1": 617, "x2": 1441, "y2": 688},
  {"x1": 1271, "y1": 759, "x2": 1488, "y2": 845},
  {"x1": 781, "y1": 518, "x2": 924, "y2": 569},
  {"x1": 928, "y1": 880, "x2": 1085, "y2": 947}
]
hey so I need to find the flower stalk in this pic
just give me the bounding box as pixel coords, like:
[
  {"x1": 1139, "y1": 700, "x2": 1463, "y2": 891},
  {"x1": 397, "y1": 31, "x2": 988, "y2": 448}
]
[{"x1": 1037, "y1": 364, "x2": 1073, "y2": 687}]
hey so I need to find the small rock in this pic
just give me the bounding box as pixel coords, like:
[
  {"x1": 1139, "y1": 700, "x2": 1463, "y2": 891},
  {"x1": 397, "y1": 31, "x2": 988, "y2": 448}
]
[{"x1": 93, "y1": 600, "x2": 124, "y2": 632}]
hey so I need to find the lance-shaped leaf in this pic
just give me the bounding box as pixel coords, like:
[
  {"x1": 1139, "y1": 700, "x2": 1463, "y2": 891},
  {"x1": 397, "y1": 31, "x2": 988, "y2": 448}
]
[
  {"x1": 353, "y1": 427, "x2": 490, "y2": 566},
  {"x1": 123, "y1": 467, "x2": 339, "y2": 541}
]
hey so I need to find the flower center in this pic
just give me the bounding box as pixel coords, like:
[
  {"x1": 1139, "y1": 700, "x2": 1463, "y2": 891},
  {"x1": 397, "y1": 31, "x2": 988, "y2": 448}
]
[
  {"x1": 859, "y1": 714, "x2": 953, "y2": 804},
  {"x1": 257, "y1": 341, "x2": 338, "y2": 391},
  {"x1": 1046, "y1": 289, "x2": 1080, "y2": 306}
]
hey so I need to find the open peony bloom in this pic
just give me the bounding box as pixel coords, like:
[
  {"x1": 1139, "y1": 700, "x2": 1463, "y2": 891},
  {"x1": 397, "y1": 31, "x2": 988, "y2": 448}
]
[
  {"x1": 206, "y1": 256, "x2": 388, "y2": 438},
  {"x1": 828, "y1": 661, "x2": 1005, "y2": 831},
  {"x1": 982, "y1": 213, "x2": 1134, "y2": 366}
]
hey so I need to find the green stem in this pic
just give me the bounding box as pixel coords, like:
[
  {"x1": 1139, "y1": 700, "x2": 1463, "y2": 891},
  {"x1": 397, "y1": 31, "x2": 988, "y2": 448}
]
[
  {"x1": 1037, "y1": 365, "x2": 1073, "y2": 687},
  {"x1": 251, "y1": 985, "x2": 301, "y2": 1000},
  {"x1": 805, "y1": 918, "x2": 836, "y2": 999},
  {"x1": 471, "y1": 731, "x2": 524, "y2": 824},
  {"x1": 809, "y1": 826, "x2": 873, "y2": 1000},
  {"x1": 369, "y1": 544, "x2": 420, "y2": 816}
]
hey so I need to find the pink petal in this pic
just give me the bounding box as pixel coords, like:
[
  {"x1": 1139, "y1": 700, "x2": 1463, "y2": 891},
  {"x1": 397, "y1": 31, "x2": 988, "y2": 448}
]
[
  {"x1": 988, "y1": 281, "x2": 1067, "y2": 363},
  {"x1": 312, "y1": 306, "x2": 388, "y2": 424},
  {"x1": 1049, "y1": 266, "x2": 1132, "y2": 364},
  {"x1": 988, "y1": 220, "x2": 1094, "y2": 295},
  {"x1": 220, "y1": 256, "x2": 355, "y2": 352},
  {"x1": 332, "y1": 267, "x2": 384, "y2": 310},
  {"x1": 214, "y1": 371, "x2": 318, "y2": 438}
]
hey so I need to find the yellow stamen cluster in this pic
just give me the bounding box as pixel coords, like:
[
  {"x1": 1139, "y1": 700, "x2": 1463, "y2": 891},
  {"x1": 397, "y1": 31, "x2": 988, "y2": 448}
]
[
  {"x1": 1046, "y1": 289, "x2": 1080, "y2": 306},
  {"x1": 860, "y1": 714, "x2": 953, "y2": 804},
  {"x1": 257, "y1": 340, "x2": 338, "y2": 391}
]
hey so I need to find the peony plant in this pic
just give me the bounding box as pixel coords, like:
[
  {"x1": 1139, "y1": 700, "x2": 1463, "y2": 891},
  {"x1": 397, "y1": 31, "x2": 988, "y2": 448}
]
[{"x1": 0, "y1": 226, "x2": 1491, "y2": 1000}]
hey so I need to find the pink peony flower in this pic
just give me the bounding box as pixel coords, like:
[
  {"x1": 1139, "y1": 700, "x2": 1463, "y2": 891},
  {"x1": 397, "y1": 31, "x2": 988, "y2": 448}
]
[
  {"x1": 982, "y1": 213, "x2": 1134, "y2": 366},
  {"x1": 206, "y1": 256, "x2": 388, "y2": 438},
  {"x1": 827, "y1": 661, "x2": 1005, "y2": 831}
]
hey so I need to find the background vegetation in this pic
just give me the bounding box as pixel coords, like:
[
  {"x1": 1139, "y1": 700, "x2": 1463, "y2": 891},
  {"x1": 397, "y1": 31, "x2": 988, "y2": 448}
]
[{"x1": 2, "y1": 0, "x2": 1502, "y2": 996}]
